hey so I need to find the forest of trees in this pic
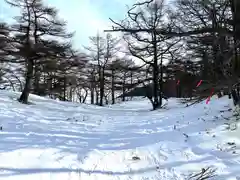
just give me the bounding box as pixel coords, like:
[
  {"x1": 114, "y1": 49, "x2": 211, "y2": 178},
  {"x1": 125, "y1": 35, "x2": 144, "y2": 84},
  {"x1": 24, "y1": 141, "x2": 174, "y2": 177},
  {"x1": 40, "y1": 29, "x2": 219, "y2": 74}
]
[{"x1": 0, "y1": 0, "x2": 239, "y2": 110}]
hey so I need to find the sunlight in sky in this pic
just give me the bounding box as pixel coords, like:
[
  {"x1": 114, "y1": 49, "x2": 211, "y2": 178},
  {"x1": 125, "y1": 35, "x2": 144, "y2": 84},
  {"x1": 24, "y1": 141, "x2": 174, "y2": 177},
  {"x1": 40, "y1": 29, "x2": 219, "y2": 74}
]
[
  {"x1": 43, "y1": 0, "x2": 134, "y2": 47},
  {"x1": 0, "y1": 0, "x2": 135, "y2": 47}
]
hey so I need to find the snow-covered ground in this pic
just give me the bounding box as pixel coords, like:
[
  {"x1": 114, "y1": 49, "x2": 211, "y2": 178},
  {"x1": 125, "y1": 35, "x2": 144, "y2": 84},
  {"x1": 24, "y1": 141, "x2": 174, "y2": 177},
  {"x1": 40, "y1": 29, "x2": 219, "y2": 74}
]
[{"x1": 0, "y1": 90, "x2": 240, "y2": 179}]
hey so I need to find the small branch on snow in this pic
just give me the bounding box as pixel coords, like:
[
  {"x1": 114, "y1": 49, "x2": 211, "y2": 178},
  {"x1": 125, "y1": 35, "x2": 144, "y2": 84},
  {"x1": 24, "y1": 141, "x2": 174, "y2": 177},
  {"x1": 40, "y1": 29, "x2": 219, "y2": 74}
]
[
  {"x1": 188, "y1": 166, "x2": 217, "y2": 180},
  {"x1": 183, "y1": 133, "x2": 189, "y2": 138}
]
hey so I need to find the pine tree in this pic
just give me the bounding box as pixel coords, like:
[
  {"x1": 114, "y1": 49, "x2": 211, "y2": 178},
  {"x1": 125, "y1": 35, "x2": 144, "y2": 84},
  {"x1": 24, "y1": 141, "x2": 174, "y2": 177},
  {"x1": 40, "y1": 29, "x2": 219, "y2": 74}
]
[{"x1": 5, "y1": 0, "x2": 73, "y2": 103}]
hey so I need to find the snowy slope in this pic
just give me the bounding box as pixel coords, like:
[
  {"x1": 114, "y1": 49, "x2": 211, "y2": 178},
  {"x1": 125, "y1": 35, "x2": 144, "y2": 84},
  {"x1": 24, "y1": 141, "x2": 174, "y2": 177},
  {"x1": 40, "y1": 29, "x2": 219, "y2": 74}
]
[{"x1": 0, "y1": 90, "x2": 239, "y2": 179}]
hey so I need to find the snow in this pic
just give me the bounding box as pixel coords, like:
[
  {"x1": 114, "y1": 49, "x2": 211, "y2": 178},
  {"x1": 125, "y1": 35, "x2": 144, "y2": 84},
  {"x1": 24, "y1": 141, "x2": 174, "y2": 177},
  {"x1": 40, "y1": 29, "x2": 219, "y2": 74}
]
[{"x1": 0, "y1": 90, "x2": 240, "y2": 179}]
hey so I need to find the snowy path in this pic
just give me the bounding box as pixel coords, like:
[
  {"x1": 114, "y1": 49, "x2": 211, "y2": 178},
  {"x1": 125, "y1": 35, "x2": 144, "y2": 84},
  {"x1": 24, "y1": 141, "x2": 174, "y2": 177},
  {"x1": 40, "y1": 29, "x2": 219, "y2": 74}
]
[{"x1": 0, "y1": 91, "x2": 240, "y2": 179}]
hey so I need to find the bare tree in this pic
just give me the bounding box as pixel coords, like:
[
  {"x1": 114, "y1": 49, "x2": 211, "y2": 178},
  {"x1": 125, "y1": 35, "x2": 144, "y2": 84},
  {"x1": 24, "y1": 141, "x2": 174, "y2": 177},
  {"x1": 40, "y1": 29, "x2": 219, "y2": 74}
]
[
  {"x1": 85, "y1": 33, "x2": 119, "y2": 106},
  {"x1": 106, "y1": 0, "x2": 179, "y2": 109}
]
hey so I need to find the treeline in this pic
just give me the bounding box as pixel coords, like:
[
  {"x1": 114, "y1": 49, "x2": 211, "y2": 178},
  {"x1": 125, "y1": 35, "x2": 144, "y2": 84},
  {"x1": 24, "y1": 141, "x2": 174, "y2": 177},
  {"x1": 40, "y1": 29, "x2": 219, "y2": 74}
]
[
  {"x1": 0, "y1": 0, "x2": 145, "y2": 106},
  {"x1": 0, "y1": 0, "x2": 239, "y2": 110}
]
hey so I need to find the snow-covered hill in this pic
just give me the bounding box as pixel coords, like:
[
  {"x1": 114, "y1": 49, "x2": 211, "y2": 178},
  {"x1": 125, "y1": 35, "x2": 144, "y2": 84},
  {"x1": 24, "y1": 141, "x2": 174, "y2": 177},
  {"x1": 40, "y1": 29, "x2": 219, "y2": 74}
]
[{"x1": 0, "y1": 90, "x2": 239, "y2": 180}]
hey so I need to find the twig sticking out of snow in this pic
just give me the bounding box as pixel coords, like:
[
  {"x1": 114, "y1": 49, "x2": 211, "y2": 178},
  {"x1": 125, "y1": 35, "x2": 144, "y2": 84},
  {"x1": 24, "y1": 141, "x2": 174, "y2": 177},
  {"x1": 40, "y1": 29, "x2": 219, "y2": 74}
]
[
  {"x1": 188, "y1": 167, "x2": 217, "y2": 180},
  {"x1": 183, "y1": 133, "x2": 189, "y2": 138}
]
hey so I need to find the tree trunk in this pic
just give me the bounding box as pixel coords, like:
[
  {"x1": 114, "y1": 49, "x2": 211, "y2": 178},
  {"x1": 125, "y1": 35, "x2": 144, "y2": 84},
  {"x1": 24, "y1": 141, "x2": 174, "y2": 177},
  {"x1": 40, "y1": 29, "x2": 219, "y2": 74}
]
[
  {"x1": 83, "y1": 88, "x2": 88, "y2": 103},
  {"x1": 111, "y1": 69, "x2": 115, "y2": 104},
  {"x1": 63, "y1": 76, "x2": 66, "y2": 101},
  {"x1": 19, "y1": 59, "x2": 34, "y2": 104},
  {"x1": 99, "y1": 68, "x2": 104, "y2": 106},
  {"x1": 77, "y1": 91, "x2": 82, "y2": 103},
  {"x1": 90, "y1": 87, "x2": 94, "y2": 104},
  {"x1": 202, "y1": 52, "x2": 209, "y2": 80},
  {"x1": 152, "y1": 31, "x2": 160, "y2": 110},
  {"x1": 159, "y1": 55, "x2": 163, "y2": 106},
  {"x1": 230, "y1": 0, "x2": 240, "y2": 75},
  {"x1": 96, "y1": 88, "x2": 99, "y2": 105},
  {"x1": 90, "y1": 71, "x2": 95, "y2": 104},
  {"x1": 69, "y1": 87, "x2": 73, "y2": 102},
  {"x1": 33, "y1": 62, "x2": 41, "y2": 95},
  {"x1": 130, "y1": 70, "x2": 133, "y2": 100},
  {"x1": 211, "y1": 5, "x2": 222, "y2": 81},
  {"x1": 122, "y1": 73, "x2": 126, "y2": 102}
]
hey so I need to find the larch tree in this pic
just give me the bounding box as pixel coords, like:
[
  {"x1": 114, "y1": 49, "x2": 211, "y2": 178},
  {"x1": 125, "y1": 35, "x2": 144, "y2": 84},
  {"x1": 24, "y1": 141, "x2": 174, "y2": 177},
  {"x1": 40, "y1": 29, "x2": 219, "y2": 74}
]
[
  {"x1": 107, "y1": 0, "x2": 179, "y2": 109},
  {"x1": 5, "y1": 0, "x2": 73, "y2": 104},
  {"x1": 85, "y1": 33, "x2": 119, "y2": 106}
]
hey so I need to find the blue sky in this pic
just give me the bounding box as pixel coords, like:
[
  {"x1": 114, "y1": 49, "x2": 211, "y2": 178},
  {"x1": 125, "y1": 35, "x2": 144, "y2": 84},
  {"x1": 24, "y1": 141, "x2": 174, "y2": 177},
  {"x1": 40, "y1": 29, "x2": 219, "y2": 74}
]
[{"x1": 0, "y1": 0, "x2": 134, "y2": 48}]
